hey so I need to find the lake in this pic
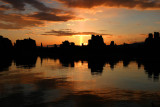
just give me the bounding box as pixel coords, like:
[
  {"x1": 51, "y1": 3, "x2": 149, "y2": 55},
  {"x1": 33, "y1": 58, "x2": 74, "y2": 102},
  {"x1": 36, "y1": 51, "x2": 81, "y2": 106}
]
[{"x1": 0, "y1": 57, "x2": 160, "y2": 107}]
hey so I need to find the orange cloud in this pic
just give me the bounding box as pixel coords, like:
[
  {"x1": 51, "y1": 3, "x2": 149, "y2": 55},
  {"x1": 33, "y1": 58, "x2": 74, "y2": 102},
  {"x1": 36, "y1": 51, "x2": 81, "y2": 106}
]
[
  {"x1": 0, "y1": 11, "x2": 44, "y2": 29},
  {"x1": 0, "y1": 0, "x2": 84, "y2": 29},
  {"x1": 41, "y1": 29, "x2": 112, "y2": 36},
  {"x1": 56, "y1": 0, "x2": 160, "y2": 10},
  {"x1": 28, "y1": 12, "x2": 82, "y2": 22},
  {"x1": 0, "y1": 0, "x2": 83, "y2": 29},
  {"x1": 0, "y1": 11, "x2": 82, "y2": 29}
]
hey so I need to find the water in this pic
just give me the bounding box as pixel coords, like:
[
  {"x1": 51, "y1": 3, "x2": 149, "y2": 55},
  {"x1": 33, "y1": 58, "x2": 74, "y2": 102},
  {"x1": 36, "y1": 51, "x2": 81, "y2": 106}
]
[{"x1": 0, "y1": 57, "x2": 160, "y2": 107}]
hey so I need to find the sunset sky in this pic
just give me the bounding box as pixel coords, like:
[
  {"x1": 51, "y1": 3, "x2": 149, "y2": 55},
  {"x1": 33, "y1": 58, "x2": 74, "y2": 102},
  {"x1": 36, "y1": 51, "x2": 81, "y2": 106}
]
[{"x1": 0, "y1": 0, "x2": 160, "y2": 46}]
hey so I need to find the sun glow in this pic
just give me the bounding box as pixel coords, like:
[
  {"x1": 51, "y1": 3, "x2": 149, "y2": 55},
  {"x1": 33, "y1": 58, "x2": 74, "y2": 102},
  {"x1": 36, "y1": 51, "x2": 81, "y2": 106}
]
[
  {"x1": 80, "y1": 36, "x2": 83, "y2": 45},
  {"x1": 73, "y1": 35, "x2": 90, "y2": 45}
]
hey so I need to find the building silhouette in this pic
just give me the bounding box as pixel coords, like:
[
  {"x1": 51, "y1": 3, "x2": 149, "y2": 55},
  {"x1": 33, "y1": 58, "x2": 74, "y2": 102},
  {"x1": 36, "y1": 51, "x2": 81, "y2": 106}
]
[
  {"x1": 41, "y1": 43, "x2": 43, "y2": 48},
  {"x1": 154, "y1": 32, "x2": 159, "y2": 40},
  {"x1": 145, "y1": 33, "x2": 153, "y2": 47},
  {"x1": 14, "y1": 38, "x2": 36, "y2": 50},
  {"x1": 0, "y1": 35, "x2": 12, "y2": 50},
  {"x1": 145, "y1": 32, "x2": 160, "y2": 48},
  {"x1": 110, "y1": 41, "x2": 115, "y2": 46},
  {"x1": 88, "y1": 35, "x2": 105, "y2": 48}
]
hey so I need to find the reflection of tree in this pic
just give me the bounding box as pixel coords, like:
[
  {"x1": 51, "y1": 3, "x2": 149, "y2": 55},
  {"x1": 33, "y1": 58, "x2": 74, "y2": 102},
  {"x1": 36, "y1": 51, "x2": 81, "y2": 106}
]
[
  {"x1": 88, "y1": 57, "x2": 120, "y2": 75},
  {"x1": 88, "y1": 58, "x2": 105, "y2": 75},
  {"x1": 59, "y1": 57, "x2": 75, "y2": 67},
  {"x1": 41, "y1": 56, "x2": 160, "y2": 81},
  {"x1": 123, "y1": 59, "x2": 131, "y2": 67},
  {"x1": 14, "y1": 56, "x2": 37, "y2": 69},
  {"x1": 108, "y1": 59, "x2": 119, "y2": 69},
  {"x1": 0, "y1": 57, "x2": 12, "y2": 72},
  {"x1": 137, "y1": 60, "x2": 160, "y2": 81}
]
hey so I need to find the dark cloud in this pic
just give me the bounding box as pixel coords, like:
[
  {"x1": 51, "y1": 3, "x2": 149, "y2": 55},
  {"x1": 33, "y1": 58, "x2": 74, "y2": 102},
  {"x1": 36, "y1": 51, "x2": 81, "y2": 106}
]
[
  {"x1": 0, "y1": 0, "x2": 83, "y2": 29},
  {"x1": 0, "y1": 5, "x2": 11, "y2": 10},
  {"x1": 28, "y1": 12, "x2": 79, "y2": 21},
  {"x1": 0, "y1": 11, "x2": 43, "y2": 29},
  {"x1": 1, "y1": 0, "x2": 26, "y2": 10},
  {"x1": 0, "y1": 10, "x2": 82, "y2": 29},
  {"x1": 24, "y1": 0, "x2": 52, "y2": 12},
  {"x1": 56, "y1": 0, "x2": 160, "y2": 9},
  {"x1": 42, "y1": 29, "x2": 112, "y2": 36},
  {"x1": 1, "y1": 0, "x2": 61, "y2": 12}
]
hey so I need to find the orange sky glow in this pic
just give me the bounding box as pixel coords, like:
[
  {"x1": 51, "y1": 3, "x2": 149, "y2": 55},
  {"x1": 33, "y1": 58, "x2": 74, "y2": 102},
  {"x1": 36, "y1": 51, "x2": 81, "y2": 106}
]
[{"x1": 0, "y1": 0, "x2": 160, "y2": 46}]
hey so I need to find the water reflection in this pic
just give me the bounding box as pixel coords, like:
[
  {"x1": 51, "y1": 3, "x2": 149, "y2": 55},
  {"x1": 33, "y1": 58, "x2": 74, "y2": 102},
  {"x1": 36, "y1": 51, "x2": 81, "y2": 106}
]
[
  {"x1": 1, "y1": 56, "x2": 160, "y2": 81},
  {"x1": 38, "y1": 56, "x2": 160, "y2": 81},
  {"x1": 59, "y1": 57, "x2": 75, "y2": 67},
  {"x1": 137, "y1": 60, "x2": 160, "y2": 81},
  {"x1": 0, "y1": 57, "x2": 12, "y2": 72},
  {"x1": 0, "y1": 56, "x2": 160, "y2": 106},
  {"x1": 14, "y1": 56, "x2": 37, "y2": 69},
  {"x1": 87, "y1": 58, "x2": 119, "y2": 75},
  {"x1": 88, "y1": 58, "x2": 105, "y2": 75}
]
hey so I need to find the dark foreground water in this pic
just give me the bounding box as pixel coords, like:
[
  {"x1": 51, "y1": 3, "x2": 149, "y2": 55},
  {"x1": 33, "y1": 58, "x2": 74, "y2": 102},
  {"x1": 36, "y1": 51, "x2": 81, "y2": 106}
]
[{"x1": 0, "y1": 57, "x2": 160, "y2": 107}]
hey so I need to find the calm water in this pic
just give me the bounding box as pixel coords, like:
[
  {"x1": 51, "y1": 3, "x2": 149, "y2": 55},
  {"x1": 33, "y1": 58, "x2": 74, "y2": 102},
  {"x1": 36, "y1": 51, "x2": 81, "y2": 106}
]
[{"x1": 0, "y1": 57, "x2": 160, "y2": 107}]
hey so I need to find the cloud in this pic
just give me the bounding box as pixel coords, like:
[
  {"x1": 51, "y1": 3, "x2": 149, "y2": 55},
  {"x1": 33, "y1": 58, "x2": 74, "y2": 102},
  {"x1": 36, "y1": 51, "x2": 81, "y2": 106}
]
[
  {"x1": 155, "y1": 21, "x2": 160, "y2": 24},
  {"x1": 56, "y1": 0, "x2": 160, "y2": 10},
  {"x1": 0, "y1": 11, "x2": 82, "y2": 29},
  {"x1": 99, "y1": 30, "x2": 107, "y2": 32},
  {"x1": 0, "y1": 2, "x2": 83, "y2": 29},
  {"x1": 0, "y1": 0, "x2": 73, "y2": 14},
  {"x1": 41, "y1": 29, "x2": 112, "y2": 36},
  {"x1": 140, "y1": 34, "x2": 148, "y2": 37},
  {"x1": 1, "y1": 0, "x2": 26, "y2": 11},
  {"x1": 0, "y1": 11, "x2": 43, "y2": 29},
  {"x1": 0, "y1": 0, "x2": 84, "y2": 29},
  {"x1": 1, "y1": 0, "x2": 52, "y2": 11},
  {"x1": 0, "y1": 5, "x2": 11, "y2": 10},
  {"x1": 28, "y1": 12, "x2": 81, "y2": 22}
]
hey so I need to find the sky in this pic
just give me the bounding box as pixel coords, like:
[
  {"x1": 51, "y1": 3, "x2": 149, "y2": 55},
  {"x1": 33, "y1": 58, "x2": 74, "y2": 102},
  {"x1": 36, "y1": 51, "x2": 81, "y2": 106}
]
[{"x1": 0, "y1": 0, "x2": 160, "y2": 46}]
